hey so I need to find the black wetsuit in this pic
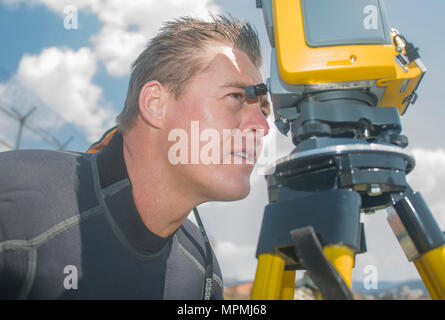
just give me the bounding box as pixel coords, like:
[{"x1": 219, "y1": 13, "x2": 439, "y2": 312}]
[{"x1": 0, "y1": 132, "x2": 223, "y2": 299}]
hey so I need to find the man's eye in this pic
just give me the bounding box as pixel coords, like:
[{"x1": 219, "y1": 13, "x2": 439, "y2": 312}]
[{"x1": 229, "y1": 92, "x2": 244, "y2": 100}]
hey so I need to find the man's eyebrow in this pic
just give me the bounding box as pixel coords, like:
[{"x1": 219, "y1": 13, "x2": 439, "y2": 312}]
[{"x1": 220, "y1": 81, "x2": 251, "y2": 89}]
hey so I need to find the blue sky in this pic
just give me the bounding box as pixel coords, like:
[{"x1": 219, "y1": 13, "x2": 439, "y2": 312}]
[
  {"x1": 0, "y1": 5, "x2": 99, "y2": 71},
  {"x1": 1, "y1": 0, "x2": 444, "y2": 287}
]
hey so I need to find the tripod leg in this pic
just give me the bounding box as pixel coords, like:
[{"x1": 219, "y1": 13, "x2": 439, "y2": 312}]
[
  {"x1": 414, "y1": 254, "x2": 440, "y2": 300},
  {"x1": 414, "y1": 246, "x2": 445, "y2": 299},
  {"x1": 388, "y1": 187, "x2": 445, "y2": 299},
  {"x1": 313, "y1": 245, "x2": 355, "y2": 300},
  {"x1": 251, "y1": 254, "x2": 294, "y2": 299},
  {"x1": 323, "y1": 245, "x2": 355, "y2": 289},
  {"x1": 281, "y1": 270, "x2": 296, "y2": 299},
  {"x1": 290, "y1": 227, "x2": 354, "y2": 299}
]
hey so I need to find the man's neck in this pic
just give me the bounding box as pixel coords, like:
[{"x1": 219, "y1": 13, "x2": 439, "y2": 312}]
[{"x1": 122, "y1": 128, "x2": 205, "y2": 238}]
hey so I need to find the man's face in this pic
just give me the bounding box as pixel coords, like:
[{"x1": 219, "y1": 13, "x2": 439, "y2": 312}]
[{"x1": 162, "y1": 44, "x2": 270, "y2": 202}]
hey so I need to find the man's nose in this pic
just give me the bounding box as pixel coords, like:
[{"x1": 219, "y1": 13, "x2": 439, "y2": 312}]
[{"x1": 240, "y1": 107, "x2": 270, "y2": 137}]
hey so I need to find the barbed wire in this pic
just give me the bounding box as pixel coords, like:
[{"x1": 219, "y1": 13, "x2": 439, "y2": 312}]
[{"x1": 0, "y1": 66, "x2": 88, "y2": 151}]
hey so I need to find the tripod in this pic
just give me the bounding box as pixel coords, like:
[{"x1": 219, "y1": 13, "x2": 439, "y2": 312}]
[{"x1": 250, "y1": 90, "x2": 445, "y2": 300}]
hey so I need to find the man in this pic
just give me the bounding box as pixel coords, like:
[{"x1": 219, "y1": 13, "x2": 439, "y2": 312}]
[{"x1": 0, "y1": 14, "x2": 270, "y2": 299}]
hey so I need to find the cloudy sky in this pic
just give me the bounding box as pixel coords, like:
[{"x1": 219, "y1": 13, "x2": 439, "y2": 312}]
[{"x1": 1, "y1": 0, "x2": 444, "y2": 290}]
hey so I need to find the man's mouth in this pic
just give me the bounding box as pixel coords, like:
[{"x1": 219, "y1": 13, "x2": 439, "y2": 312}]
[{"x1": 230, "y1": 151, "x2": 255, "y2": 163}]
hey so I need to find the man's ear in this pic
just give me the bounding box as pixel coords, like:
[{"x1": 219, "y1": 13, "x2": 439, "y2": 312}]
[{"x1": 138, "y1": 80, "x2": 168, "y2": 129}]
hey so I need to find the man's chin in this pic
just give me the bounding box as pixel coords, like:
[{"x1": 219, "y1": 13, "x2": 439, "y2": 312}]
[
  {"x1": 216, "y1": 183, "x2": 251, "y2": 202},
  {"x1": 200, "y1": 180, "x2": 250, "y2": 202}
]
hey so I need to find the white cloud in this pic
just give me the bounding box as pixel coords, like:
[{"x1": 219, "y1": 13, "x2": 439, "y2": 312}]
[
  {"x1": 90, "y1": 25, "x2": 146, "y2": 76},
  {"x1": 406, "y1": 147, "x2": 445, "y2": 229},
  {"x1": 91, "y1": 0, "x2": 220, "y2": 76},
  {"x1": 213, "y1": 241, "x2": 257, "y2": 283},
  {"x1": 16, "y1": 47, "x2": 114, "y2": 141}
]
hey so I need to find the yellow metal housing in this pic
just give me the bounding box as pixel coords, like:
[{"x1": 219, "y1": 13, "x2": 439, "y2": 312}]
[
  {"x1": 272, "y1": 0, "x2": 425, "y2": 115},
  {"x1": 273, "y1": 0, "x2": 396, "y2": 84}
]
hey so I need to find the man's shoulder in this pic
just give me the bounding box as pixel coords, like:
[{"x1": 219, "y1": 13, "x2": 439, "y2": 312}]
[
  {"x1": 178, "y1": 218, "x2": 204, "y2": 245},
  {"x1": 0, "y1": 149, "x2": 96, "y2": 241},
  {"x1": 0, "y1": 149, "x2": 90, "y2": 185},
  {"x1": 177, "y1": 218, "x2": 219, "y2": 268},
  {"x1": 0, "y1": 149, "x2": 85, "y2": 168}
]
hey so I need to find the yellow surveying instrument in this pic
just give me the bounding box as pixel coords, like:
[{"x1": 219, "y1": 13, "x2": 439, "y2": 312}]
[{"x1": 250, "y1": 0, "x2": 445, "y2": 300}]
